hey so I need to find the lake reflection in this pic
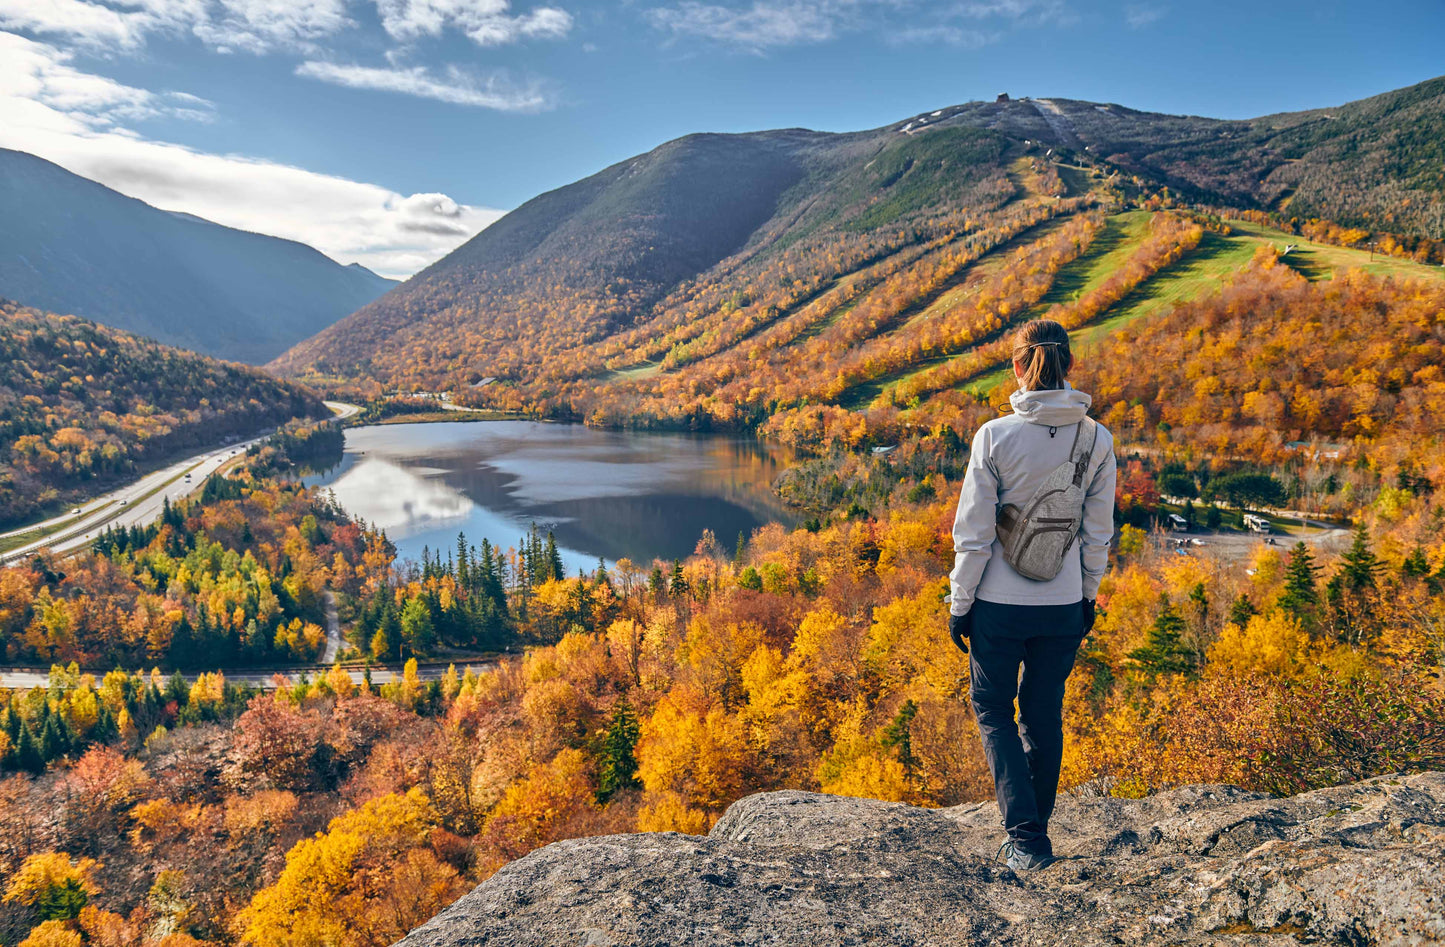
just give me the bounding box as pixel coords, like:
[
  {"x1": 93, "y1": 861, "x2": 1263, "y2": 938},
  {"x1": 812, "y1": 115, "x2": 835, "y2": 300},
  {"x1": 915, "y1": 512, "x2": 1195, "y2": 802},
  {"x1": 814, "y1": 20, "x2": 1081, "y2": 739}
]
[{"x1": 306, "y1": 421, "x2": 796, "y2": 570}]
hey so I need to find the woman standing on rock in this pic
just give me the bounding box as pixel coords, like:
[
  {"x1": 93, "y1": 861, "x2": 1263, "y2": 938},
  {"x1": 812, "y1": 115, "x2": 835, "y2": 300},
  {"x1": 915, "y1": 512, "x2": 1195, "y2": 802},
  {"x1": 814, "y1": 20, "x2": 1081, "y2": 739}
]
[{"x1": 947, "y1": 318, "x2": 1117, "y2": 872}]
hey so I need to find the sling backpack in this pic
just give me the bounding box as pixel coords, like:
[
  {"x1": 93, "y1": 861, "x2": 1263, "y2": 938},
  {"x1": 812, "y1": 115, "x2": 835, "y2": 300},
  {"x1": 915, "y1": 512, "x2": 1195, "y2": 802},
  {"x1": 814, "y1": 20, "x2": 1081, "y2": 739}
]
[{"x1": 995, "y1": 417, "x2": 1100, "y2": 582}]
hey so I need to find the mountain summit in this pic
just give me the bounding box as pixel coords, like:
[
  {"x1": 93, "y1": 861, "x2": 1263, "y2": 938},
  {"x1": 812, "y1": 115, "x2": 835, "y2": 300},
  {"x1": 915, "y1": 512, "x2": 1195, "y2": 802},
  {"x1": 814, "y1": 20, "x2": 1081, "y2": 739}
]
[
  {"x1": 270, "y1": 77, "x2": 1444, "y2": 391},
  {"x1": 0, "y1": 149, "x2": 396, "y2": 364},
  {"x1": 398, "y1": 773, "x2": 1445, "y2": 946}
]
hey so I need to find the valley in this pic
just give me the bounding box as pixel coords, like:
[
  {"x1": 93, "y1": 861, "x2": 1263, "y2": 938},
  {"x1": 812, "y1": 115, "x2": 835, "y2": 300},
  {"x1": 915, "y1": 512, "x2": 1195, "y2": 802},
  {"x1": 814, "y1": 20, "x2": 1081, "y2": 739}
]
[{"x1": 2, "y1": 72, "x2": 1445, "y2": 947}]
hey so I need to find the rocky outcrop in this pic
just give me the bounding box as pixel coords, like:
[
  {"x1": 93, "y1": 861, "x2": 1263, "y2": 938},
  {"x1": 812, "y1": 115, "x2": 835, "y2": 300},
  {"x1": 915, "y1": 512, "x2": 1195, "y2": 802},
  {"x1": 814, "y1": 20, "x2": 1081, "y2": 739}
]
[{"x1": 398, "y1": 773, "x2": 1445, "y2": 946}]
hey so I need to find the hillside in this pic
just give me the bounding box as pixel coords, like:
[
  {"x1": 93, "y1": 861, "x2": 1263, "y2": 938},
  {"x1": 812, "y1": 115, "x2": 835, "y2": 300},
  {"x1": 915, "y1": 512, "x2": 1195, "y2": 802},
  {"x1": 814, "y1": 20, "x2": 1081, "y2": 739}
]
[
  {"x1": 0, "y1": 299, "x2": 325, "y2": 527},
  {"x1": 0, "y1": 149, "x2": 396, "y2": 364},
  {"x1": 400, "y1": 777, "x2": 1445, "y2": 946},
  {"x1": 271, "y1": 77, "x2": 1445, "y2": 417}
]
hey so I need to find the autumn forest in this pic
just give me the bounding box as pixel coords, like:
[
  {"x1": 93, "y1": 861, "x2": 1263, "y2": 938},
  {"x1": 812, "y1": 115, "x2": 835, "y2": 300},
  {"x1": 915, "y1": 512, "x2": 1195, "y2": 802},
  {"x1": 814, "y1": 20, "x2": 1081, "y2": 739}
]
[{"x1": 4, "y1": 80, "x2": 1445, "y2": 947}]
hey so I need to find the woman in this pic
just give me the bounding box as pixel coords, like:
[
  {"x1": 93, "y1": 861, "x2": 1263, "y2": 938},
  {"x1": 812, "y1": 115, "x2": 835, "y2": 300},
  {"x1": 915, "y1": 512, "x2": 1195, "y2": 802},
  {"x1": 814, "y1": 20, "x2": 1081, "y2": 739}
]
[{"x1": 948, "y1": 318, "x2": 1116, "y2": 872}]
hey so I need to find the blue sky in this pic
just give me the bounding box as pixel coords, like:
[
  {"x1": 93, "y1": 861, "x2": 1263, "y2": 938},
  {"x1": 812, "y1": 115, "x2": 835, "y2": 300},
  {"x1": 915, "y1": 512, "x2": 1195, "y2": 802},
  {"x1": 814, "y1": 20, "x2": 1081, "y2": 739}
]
[{"x1": 1, "y1": 0, "x2": 1441, "y2": 277}]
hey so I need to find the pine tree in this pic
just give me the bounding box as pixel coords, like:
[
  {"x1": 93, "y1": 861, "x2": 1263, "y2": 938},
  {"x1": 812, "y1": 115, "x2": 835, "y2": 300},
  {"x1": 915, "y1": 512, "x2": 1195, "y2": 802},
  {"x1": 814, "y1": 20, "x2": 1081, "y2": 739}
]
[
  {"x1": 648, "y1": 566, "x2": 666, "y2": 600},
  {"x1": 545, "y1": 532, "x2": 564, "y2": 583},
  {"x1": 1227, "y1": 593, "x2": 1256, "y2": 627},
  {"x1": 1278, "y1": 542, "x2": 1320, "y2": 629},
  {"x1": 1129, "y1": 595, "x2": 1196, "y2": 677},
  {"x1": 596, "y1": 700, "x2": 642, "y2": 802},
  {"x1": 1402, "y1": 546, "x2": 1430, "y2": 578},
  {"x1": 1339, "y1": 522, "x2": 1381, "y2": 592},
  {"x1": 455, "y1": 532, "x2": 471, "y2": 590},
  {"x1": 669, "y1": 560, "x2": 689, "y2": 598},
  {"x1": 14, "y1": 722, "x2": 44, "y2": 774},
  {"x1": 881, "y1": 699, "x2": 919, "y2": 778},
  {"x1": 39, "y1": 714, "x2": 72, "y2": 763}
]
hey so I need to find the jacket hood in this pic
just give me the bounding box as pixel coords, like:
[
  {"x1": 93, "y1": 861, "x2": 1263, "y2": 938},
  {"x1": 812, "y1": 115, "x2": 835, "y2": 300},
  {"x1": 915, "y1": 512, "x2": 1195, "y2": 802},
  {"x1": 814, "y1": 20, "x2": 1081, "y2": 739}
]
[{"x1": 1009, "y1": 384, "x2": 1092, "y2": 426}]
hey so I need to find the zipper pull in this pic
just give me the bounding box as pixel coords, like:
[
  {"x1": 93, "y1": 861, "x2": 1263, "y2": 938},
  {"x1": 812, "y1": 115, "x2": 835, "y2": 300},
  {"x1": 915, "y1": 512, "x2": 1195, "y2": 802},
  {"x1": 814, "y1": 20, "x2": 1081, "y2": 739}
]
[{"x1": 1048, "y1": 426, "x2": 1057, "y2": 438}]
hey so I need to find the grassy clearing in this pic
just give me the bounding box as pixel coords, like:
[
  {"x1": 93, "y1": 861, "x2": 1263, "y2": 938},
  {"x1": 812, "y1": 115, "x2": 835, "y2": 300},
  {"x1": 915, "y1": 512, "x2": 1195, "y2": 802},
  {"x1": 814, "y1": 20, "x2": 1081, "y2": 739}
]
[
  {"x1": 608, "y1": 360, "x2": 662, "y2": 382},
  {"x1": 840, "y1": 210, "x2": 1141, "y2": 410},
  {"x1": 958, "y1": 218, "x2": 1445, "y2": 397},
  {"x1": 1225, "y1": 219, "x2": 1445, "y2": 283}
]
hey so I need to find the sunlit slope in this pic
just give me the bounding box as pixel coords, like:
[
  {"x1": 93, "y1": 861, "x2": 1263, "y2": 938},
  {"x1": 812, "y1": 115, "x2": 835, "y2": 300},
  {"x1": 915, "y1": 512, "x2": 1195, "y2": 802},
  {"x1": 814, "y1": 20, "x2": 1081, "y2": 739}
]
[{"x1": 271, "y1": 76, "x2": 1445, "y2": 429}]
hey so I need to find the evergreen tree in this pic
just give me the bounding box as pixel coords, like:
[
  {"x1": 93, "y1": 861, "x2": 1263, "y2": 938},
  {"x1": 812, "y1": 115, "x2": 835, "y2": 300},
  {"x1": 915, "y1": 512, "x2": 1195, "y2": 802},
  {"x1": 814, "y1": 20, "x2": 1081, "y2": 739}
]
[
  {"x1": 1227, "y1": 593, "x2": 1257, "y2": 627},
  {"x1": 165, "y1": 671, "x2": 189, "y2": 708},
  {"x1": 14, "y1": 722, "x2": 44, "y2": 774},
  {"x1": 1339, "y1": 522, "x2": 1381, "y2": 592},
  {"x1": 595, "y1": 699, "x2": 642, "y2": 802},
  {"x1": 648, "y1": 566, "x2": 666, "y2": 600},
  {"x1": 455, "y1": 533, "x2": 471, "y2": 591},
  {"x1": 1129, "y1": 595, "x2": 1196, "y2": 678},
  {"x1": 39, "y1": 714, "x2": 72, "y2": 763},
  {"x1": 880, "y1": 699, "x2": 919, "y2": 778},
  {"x1": 735, "y1": 532, "x2": 746, "y2": 565},
  {"x1": 401, "y1": 596, "x2": 436, "y2": 656},
  {"x1": 1402, "y1": 546, "x2": 1430, "y2": 578},
  {"x1": 669, "y1": 560, "x2": 689, "y2": 598},
  {"x1": 1278, "y1": 542, "x2": 1320, "y2": 629},
  {"x1": 545, "y1": 532, "x2": 564, "y2": 583}
]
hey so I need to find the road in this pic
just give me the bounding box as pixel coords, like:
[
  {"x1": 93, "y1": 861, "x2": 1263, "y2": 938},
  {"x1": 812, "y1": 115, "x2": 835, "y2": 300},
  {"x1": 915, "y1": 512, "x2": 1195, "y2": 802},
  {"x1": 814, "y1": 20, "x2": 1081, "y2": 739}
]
[
  {"x1": 325, "y1": 400, "x2": 362, "y2": 421},
  {"x1": 0, "y1": 434, "x2": 270, "y2": 564},
  {"x1": 0, "y1": 660, "x2": 492, "y2": 691},
  {"x1": 321, "y1": 591, "x2": 344, "y2": 664},
  {"x1": 0, "y1": 402, "x2": 362, "y2": 566}
]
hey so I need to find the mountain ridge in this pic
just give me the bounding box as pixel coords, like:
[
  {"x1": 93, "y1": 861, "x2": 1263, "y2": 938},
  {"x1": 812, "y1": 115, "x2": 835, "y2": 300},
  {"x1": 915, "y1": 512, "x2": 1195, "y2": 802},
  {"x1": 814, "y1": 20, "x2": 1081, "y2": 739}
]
[
  {"x1": 0, "y1": 148, "x2": 397, "y2": 364},
  {"x1": 270, "y1": 76, "x2": 1445, "y2": 393}
]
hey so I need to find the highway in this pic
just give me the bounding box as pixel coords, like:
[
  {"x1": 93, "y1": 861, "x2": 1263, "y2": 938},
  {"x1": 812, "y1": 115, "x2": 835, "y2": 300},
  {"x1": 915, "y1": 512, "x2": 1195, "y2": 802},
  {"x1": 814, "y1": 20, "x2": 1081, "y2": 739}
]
[
  {"x1": 0, "y1": 659, "x2": 493, "y2": 691},
  {"x1": 0, "y1": 402, "x2": 361, "y2": 565}
]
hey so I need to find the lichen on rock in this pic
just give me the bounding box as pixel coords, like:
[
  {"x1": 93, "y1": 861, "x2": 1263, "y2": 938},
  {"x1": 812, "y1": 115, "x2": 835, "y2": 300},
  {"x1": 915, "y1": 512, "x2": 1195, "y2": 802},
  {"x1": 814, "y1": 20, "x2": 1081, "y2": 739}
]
[{"x1": 396, "y1": 772, "x2": 1445, "y2": 946}]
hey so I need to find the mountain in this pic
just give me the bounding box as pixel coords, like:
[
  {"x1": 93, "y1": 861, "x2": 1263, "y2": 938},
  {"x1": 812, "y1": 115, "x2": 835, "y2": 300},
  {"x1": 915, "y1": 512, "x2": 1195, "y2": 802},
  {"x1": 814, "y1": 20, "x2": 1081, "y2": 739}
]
[
  {"x1": 0, "y1": 148, "x2": 397, "y2": 364},
  {"x1": 0, "y1": 298, "x2": 325, "y2": 527},
  {"x1": 270, "y1": 77, "x2": 1445, "y2": 415}
]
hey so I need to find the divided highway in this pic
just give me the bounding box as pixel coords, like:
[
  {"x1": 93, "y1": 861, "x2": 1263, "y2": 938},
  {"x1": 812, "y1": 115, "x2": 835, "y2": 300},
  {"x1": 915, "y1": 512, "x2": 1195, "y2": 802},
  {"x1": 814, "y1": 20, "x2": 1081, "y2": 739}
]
[
  {"x1": 0, "y1": 401, "x2": 490, "y2": 693},
  {"x1": 0, "y1": 401, "x2": 360, "y2": 565}
]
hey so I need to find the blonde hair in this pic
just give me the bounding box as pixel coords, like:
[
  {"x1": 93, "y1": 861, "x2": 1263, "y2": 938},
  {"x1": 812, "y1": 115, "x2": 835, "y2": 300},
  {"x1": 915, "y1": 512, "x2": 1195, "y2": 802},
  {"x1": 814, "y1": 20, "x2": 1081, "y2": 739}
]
[{"x1": 1011, "y1": 319, "x2": 1072, "y2": 391}]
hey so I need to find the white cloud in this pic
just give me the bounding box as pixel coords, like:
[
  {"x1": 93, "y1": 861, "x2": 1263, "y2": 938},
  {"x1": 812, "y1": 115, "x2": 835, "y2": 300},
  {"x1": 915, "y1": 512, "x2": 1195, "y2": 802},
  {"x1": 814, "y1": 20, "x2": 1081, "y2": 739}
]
[
  {"x1": 375, "y1": 0, "x2": 573, "y2": 46},
  {"x1": 0, "y1": 0, "x2": 164, "y2": 48},
  {"x1": 646, "y1": 0, "x2": 1071, "y2": 51},
  {"x1": 296, "y1": 60, "x2": 553, "y2": 110},
  {"x1": 1123, "y1": 3, "x2": 1164, "y2": 28},
  {"x1": 0, "y1": 0, "x2": 574, "y2": 53},
  {"x1": 0, "y1": 32, "x2": 502, "y2": 278},
  {"x1": 890, "y1": 25, "x2": 998, "y2": 46},
  {"x1": 647, "y1": 1, "x2": 841, "y2": 50},
  {"x1": 192, "y1": 0, "x2": 353, "y2": 53}
]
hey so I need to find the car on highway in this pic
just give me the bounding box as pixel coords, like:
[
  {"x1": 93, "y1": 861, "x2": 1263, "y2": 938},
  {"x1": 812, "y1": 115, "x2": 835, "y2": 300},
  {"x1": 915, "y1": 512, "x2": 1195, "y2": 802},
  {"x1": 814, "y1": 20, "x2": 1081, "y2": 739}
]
[{"x1": 72, "y1": 508, "x2": 81, "y2": 515}]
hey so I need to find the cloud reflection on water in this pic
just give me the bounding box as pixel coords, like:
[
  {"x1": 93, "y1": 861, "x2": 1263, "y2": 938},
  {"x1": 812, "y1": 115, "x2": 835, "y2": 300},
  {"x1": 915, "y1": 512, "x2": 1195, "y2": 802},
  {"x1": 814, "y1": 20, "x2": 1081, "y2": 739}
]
[{"x1": 322, "y1": 456, "x2": 475, "y2": 538}]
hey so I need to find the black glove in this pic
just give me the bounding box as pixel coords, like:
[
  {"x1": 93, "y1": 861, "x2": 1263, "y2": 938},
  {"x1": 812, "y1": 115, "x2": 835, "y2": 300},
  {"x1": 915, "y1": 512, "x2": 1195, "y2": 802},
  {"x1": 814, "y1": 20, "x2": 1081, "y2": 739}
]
[
  {"x1": 1082, "y1": 599, "x2": 1097, "y2": 635},
  {"x1": 949, "y1": 611, "x2": 973, "y2": 654}
]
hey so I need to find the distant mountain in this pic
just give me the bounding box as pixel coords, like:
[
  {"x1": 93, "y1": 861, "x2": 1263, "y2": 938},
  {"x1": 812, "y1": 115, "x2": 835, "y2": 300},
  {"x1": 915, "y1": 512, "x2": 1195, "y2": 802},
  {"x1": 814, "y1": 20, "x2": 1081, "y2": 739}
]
[
  {"x1": 271, "y1": 76, "x2": 1445, "y2": 396},
  {"x1": 0, "y1": 149, "x2": 397, "y2": 364}
]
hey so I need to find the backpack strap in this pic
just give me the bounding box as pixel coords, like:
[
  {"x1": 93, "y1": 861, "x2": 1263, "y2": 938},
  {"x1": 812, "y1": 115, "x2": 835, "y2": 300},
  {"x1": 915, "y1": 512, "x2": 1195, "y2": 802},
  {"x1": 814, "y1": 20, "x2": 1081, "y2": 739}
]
[{"x1": 1069, "y1": 417, "x2": 1099, "y2": 488}]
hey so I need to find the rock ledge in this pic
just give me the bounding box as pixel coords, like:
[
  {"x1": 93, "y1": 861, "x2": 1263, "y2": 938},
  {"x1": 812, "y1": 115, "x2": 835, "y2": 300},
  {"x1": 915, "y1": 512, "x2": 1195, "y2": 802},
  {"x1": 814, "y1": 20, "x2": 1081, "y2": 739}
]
[{"x1": 398, "y1": 773, "x2": 1445, "y2": 946}]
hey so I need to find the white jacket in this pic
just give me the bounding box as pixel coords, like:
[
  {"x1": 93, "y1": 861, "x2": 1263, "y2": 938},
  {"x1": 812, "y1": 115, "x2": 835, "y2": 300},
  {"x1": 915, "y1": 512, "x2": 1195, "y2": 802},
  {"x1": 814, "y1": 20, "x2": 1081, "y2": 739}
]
[{"x1": 948, "y1": 385, "x2": 1117, "y2": 616}]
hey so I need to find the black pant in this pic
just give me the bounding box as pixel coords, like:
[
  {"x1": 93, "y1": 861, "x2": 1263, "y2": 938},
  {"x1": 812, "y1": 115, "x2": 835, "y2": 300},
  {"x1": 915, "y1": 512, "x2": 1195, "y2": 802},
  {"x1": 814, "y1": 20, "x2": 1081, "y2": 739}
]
[{"x1": 968, "y1": 599, "x2": 1086, "y2": 855}]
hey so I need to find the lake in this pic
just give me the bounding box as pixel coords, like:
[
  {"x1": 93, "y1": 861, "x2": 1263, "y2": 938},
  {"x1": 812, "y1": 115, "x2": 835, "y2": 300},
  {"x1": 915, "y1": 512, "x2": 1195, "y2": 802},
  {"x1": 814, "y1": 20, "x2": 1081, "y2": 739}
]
[{"x1": 306, "y1": 421, "x2": 797, "y2": 572}]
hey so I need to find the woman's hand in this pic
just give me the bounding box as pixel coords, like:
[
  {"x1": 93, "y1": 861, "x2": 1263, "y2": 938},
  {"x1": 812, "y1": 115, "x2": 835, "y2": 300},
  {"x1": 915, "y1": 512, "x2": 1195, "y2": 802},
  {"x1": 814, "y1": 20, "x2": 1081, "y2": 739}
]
[
  {"x1": 949, "y1": 611, "x2": 973, "y2": 654},
  {"x1": 1082, "y1": 599, "x2": 1097, "y2": 634}
]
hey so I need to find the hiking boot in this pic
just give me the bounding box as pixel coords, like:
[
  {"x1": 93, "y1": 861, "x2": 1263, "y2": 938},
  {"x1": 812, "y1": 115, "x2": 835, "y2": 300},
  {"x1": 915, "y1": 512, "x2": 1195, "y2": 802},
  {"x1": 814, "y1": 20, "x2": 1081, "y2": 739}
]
[{"x1": 997, "y1": 839, "x2": 1057, "y2": 872}]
